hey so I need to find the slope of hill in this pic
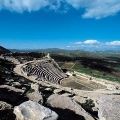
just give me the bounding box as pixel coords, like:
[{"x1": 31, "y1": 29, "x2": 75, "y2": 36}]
[{"x1": 0, "y1": 46, "x2": 10, "y2": 54}]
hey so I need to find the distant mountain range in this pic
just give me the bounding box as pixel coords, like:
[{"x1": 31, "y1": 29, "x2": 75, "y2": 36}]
[
  {"x1": 0, "y1": 45, "x2": 120, "y2": 57},
  {"x1": 10, "y1": 48, "x2": 120, "y2": 54}
]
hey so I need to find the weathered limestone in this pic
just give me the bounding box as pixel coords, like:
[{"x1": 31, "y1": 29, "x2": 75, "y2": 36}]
[
  {"x1": 31, "y1": 83, "x2": 39, "y2": 92},
  {"x1": 98, "y1": 95, "x2": 120, "y2": 120},
  {"x1": 0, "y1": 101, "x2": 15, "y2": 120},
  {"x1": 27, "y1": 91, "x2": 43, "y2": 103},
  {"x1": 26, "y1": 83, "x2": 43, "y2": 103},
  {"x1": 14, "y1": 100, "x2": 58, "y2": 120},
  {"x1": 47, "y1": 94, "x2": 95, "y2": 120},
  {"x1": 0, "y1": 101, "x2": 12, "y2": 110},
  {"x1": 0, "y1": 85, "x2": 24, "y2": 93}
]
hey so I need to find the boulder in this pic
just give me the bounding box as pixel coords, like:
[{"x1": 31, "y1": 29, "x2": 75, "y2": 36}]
[
  {"x1": 47, "y1": 94, "x2": 95, "y2": 120},
  {"x1": 27, "y1": 83, "x2": 43, "y2": 103},
  {"x1": 12, "y1": 82, "x2": 21, "y2": 87},
  {"x1": 98, "y1": 95, "x2": 120, "y2": 120},
  {"x1": 27, "y1": 91, "x2": 43, "y2": 103},
  {"x1": 0, "y1": 101, "x2": 15, "y2": 120},
  {"x1": 31, "y1": 83, "x2": 39, "y2": 92},
  {"x1": 14, "y1": 100, "x2": 58, "y2": 120},
  {"x1": 0, "y1": 101, "x2": 12, "y2": 110}
]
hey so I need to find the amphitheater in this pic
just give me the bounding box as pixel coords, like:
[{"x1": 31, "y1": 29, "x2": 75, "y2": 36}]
[
  {"x1": 21, "y1": 58, "x2": 68, "y2": 84},
  {"x1": 13, "y1": 55, "x2": 120, "y2": 91}
]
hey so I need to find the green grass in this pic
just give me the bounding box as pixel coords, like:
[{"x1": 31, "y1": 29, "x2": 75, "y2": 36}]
[
  {"x1": 72, "y1": 63, "x2": 120, "y2": 82},
  {"x1": 56, "y1": 52, "x2": 120, "y2": 82}
]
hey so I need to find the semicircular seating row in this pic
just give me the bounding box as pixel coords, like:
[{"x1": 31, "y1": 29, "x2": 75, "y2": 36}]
[{"x1": 22, "y1": 60, "x2": 67, "y2": 84}]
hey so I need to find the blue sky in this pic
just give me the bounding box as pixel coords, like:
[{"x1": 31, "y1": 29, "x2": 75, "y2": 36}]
[{"x1": 0, "y1": 0, "x2": 120, "y2": 50}]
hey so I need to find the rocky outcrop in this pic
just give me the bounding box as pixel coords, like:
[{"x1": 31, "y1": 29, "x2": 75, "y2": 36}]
[
  {"x1": 0, "y1": 101, "x2": 16, "y2": 120},
  {"x1": 98, "y1": 95, "x2": 120, "y2": 120},
  {"x1": 1, "y1": 54, "x2": 120, "y2": 120},
  {"x1": 14, "y1": 100, "x2": 58, "y2": 120},
  {"x1": 0, "y1": 85, "x2": 24, "y2": 93},
  {"x1": 26, "y1": 84, "x2": 43, "y2": 103},
  {"x1": 47, "y1": 94, "x2": 95, "y2": 120},
  {"x1": 27, "y1": 91, "x2": 43, "y2": 103},
  {"x1": 0, "y1": 101, "x2": 12, "y2": 110}
]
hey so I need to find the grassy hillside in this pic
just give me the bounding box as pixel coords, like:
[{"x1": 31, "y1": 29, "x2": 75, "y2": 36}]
[{"x1": 50, "y1": 52, "x2": 120, "y2": 82}]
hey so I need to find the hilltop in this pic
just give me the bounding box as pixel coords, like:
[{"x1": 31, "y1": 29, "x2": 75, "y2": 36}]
[{"x1": 0, "y1": 46, "x2": 10, "y2": 54}]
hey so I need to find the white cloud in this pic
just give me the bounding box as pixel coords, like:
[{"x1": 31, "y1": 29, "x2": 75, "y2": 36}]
[
  {"x1": 0, "y1": 0, "x2": 62, "y2": 12},
  {"x1": 66, "y1": 45, "x2": 71, "y2": 48},
  {"x1": 83, "y1": 40, "x2": 100, "y2": 45},
  {"x1": 0, "y1": 0, "x2": 120, "y2": 19},
  {"x1": 66, "y1": 40, "x2": 120, "y2": 51},
  {"x1": 74, "y1": 41, "x2": 82, "y2": 45},
  {"x1": 67, "y1": 0, "x2": 120, "y2": 19},
  {"x1": 0, "y1": 0, "x2": 46, "y2": 12},
  {"x1": 73, "y1": 40, "x2": 120, "y2": 48},
  {"x1": 106, "y1": 41, "x2": 120, "y2": 46},
  {"x1": 74, "y1": 40, "x2": 100, "y2": 45}
]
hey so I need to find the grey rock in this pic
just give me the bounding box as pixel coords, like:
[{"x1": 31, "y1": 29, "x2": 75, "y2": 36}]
[
  {"x1": 98, "y1": 95, "x2": 120, "y2": 120},
  {"x1": 14, "y1": 100, "x2": 58, "y2": 120},
  {"x1": 31, "y1": 83, "x2": 39, "y2": 92},
  {"x1": 27, "y1": 83, "x2": 43, "y2": 103},
  {"x1": 27, "y1": 91, "x2": 43, "y2": 103},
  {"x1": 0, "y1": 85, "x2": 24, "y2": 93},
  {"x1": 47, "y1": 94, "x2": 95, "y2": 120},
  {"x1": 13, "y1": 82, "x2": 21, "y2": 87},
  {"x1": 0, "y1": 101, "x2": 12, "y2": 110},
  {"x1": 0, "y1": 102, "x2": 15, "y2": 120}
]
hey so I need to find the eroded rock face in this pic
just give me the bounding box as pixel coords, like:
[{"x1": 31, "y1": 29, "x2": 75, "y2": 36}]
[
  {"x1": 26, "y1": 83, "x2": 43, "y2": 103},
  {"x1": 0, "y1": 101, "x2": 16, "y2": 120},
  {"x1": 98, "y1": 95, "x2": 120, "y2": 120},
  {"x1": 14, "y1": 100, "x2": 58, "y2": 120},
  {"x1": 26, "y1": 91, "x2": 43, "y2": 103},
  {"x1": 0, "y1": 101, "x2": 12, "y2": 110},
  {"x1": 47, "y1": 94, "x2": 95, "y2": 120}
]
